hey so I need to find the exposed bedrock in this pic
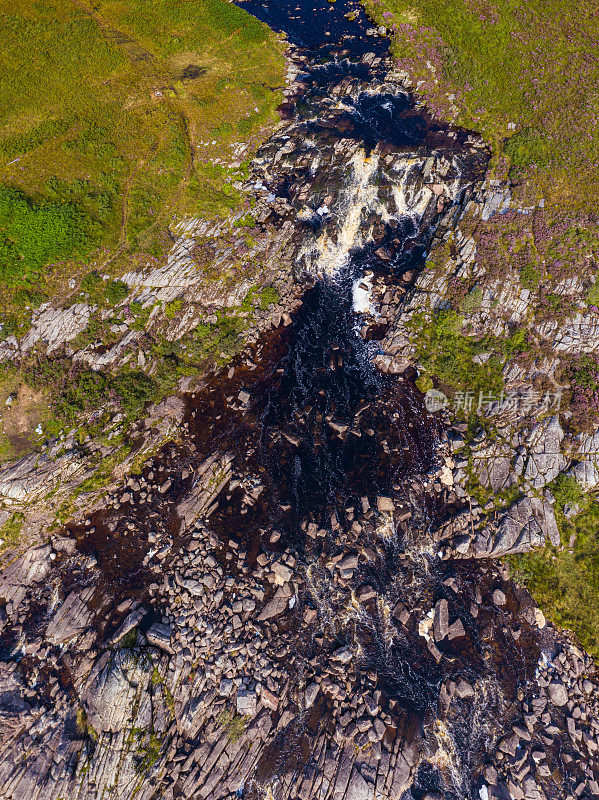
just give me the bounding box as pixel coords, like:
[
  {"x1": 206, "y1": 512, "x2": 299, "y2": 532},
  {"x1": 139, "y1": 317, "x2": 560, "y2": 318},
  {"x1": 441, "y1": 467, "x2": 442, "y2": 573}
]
[{"x1": 0, "y1": 17, "x2": 598, "y2": 800}]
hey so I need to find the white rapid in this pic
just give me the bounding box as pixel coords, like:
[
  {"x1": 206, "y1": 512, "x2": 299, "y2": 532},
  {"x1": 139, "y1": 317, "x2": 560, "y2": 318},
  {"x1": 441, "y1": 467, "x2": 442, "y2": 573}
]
[
  {"x1": 297, "y1": 148, "x2": 380, "y2": 276},
  {"x1": 295, "y1": 142, "x2": 468, "y2": 281}
]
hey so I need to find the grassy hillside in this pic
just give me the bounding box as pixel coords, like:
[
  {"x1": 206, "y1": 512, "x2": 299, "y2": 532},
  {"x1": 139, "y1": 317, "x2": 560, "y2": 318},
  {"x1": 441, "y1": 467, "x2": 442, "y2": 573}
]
[
  {"x1": 0, "y1": 0, "x2": 285, "y2": 294},
  {"x1": 509, "y1": 490, "x2": 599, "y2": 661},
  {"x1": 366, "y1": 0, "x2": 599, "y2": 207},
  {"x1": 0, "y1": 0, "x2": 286, "y2": 464},
  {"x1": 362, "y1": 0, "x2": 599, "y2": 659}
]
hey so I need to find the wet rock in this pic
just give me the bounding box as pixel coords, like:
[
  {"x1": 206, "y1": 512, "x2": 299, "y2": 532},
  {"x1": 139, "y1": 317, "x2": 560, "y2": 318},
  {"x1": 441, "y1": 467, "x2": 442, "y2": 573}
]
[
  {"x1": 357, "y1": 584, "x2": 377, "y2": 602},
  {"x1": 447, "y1": 618, "x2": 466, "y2": 641},
  {"x1": 175, "y1": 453, "x2": 233, "y2": 531},
  {"x1": 258, "y1": 584, "x2": 293, "y2": 621},
  {"x1": 271, "y1": 560, "x2": 293, "y2": 585},
  {"x1": 455, "y1": 679, "x2": 475, "y2": 700},
  {"x1": 498, "y1": 733, "x2": 519, "y2": 757},
  {"x1": 493, "y1": 589, "x2": 507, "y2": 607},
  {"x1": 304, "y1": 682, "x2": 319, "y2": 710},
  {"x1": 393, "y1": 600, "x2": 410, "y2": 625},
  {"x1": 433, "y1": 599, "x2": 449, "y2": 642},
  {"x1": 331, "y1": 646, "x2": 353, "y2": 664},
  {"x1": 376, "y1": 496, "x2": 394, "y2": 512}
]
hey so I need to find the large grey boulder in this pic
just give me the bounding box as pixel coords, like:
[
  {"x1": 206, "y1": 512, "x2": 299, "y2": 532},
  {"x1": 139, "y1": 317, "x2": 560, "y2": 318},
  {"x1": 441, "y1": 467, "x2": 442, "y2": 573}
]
[
  {"x1": 46, "y1": 587, "x2": 95, "y2": 645},
  {"x1": 146, "y1": 622, "x2": 174, "y2": 654},
  {"x1": 472, "y1": 495, "x2": 559, "y2": 557},
  {"x1": 0, "y1": 545, "x2": 52, "y2": 613},
  {"x1": 83, "y1": 649, "x2": 149, "y2": 733},
  {"x1": 20, "y1": 303, "x2": 90, "y2": 354},
  {"x1": 570, "y1": 430, "x2": 599, "y2": 490},
  {"x1": 518, "y1": 417, "x2": 566, "y2": 490},
  {"x1": 472, "y1": 440, "x2": 516, "y2": 492},
  {"x1": 346, "y1": 768, "x2": 374, "y2": 800}
]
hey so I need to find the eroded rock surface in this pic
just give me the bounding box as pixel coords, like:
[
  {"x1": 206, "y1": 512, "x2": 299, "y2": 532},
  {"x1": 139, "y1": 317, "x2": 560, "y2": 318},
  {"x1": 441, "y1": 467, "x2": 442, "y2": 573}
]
[{"x1": 0, "y1": 5, "x2": 598, "y2": 800}]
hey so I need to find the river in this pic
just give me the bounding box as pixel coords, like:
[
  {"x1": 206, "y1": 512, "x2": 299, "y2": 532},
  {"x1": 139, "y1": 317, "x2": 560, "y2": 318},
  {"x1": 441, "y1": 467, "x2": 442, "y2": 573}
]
[{"x1": 0, "y1": 2, "x2": 596, "y2": 799}]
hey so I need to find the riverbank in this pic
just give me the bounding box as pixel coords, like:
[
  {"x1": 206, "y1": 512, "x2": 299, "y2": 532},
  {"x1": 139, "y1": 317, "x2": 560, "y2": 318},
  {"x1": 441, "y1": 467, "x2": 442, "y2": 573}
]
[{"x1": 1, "y1": 2, "x2": 599, "y2": 799}]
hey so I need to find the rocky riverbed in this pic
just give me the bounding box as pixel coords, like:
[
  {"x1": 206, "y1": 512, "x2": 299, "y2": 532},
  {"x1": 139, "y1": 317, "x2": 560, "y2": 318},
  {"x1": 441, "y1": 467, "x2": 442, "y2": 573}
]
[{"x1": 1, "y1": 2, "x2": 599, "y2": 800}]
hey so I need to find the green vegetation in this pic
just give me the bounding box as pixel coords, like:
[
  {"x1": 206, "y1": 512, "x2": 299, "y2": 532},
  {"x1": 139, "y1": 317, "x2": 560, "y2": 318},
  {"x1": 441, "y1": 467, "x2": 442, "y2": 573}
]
[
  {"x1": 409, "y1": 308, "x2": 503, "y2": 404},
  {"x1": 509, "y1": 499, "x2": 599, "y2": 661},
  {"x1": 136, "y1": 732, "x2": 162, "y2": 772},
  {"x1": 217, "y1": 709, "x2": 247, "y2": 742},
  {"x1": 79, "y1": 271, "x2": 129, "y2": 307},
  {"x1": 164, "y1": 297, "x2": 183, "y2": 320},
  {"x1": 75, "y1": 708, "x2": 88, "y2": 736},
  {"x1": 0, "y1": 512, "x2": 24, "y2": 549},
  {"x1": 550, "y1": 474, "x2": 586, "y2": 512},
  {"x1": 257, "y1": 285, "x2": 281, "y2": 310},
  {"x1": 22, "y1": 358, "x2": 157, "y2": 428},
  {"x1": 366, "y1": 0, "x2": 599, "y2": 207},
  {"x1": 187, "y1": 313, "x2": 245, "y2": 362},
  {"x1": 0, "y1": 186, "x2": 91, "y2": 282},
  {"x1": 0, "y1": 279, "x2": 269, "y2": 463},
  {"x1": 0, "y1": 0, "x2": 285, "y2": 301},
  {"x1": 503, "y1": 128, "x2": 553, "y2": 173},
  {"x1": 587, "y1": 282, "x2": 599, "y2": 307}
]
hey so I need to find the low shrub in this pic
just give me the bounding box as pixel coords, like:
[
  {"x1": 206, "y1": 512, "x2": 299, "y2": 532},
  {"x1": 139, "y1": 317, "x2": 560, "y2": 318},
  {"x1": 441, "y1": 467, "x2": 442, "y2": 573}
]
[{"x1": 0, "y1": 186, "x2": 91, "y2": 282}]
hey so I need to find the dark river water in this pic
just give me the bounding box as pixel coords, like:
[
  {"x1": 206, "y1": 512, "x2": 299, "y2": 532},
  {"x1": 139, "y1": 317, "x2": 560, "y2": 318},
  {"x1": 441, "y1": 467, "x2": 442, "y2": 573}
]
[{"x1": 237, "y1": 0, "x2": 389, "y2": 57}]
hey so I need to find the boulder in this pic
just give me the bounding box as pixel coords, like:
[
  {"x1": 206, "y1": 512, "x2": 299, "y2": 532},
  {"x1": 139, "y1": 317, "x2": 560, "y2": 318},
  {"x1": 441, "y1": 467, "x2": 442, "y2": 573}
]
[
  {"x1": 146, "y1": 623, "x2": 174, "y2": 654},
  {"x1": 520, "y1": 417, "x2": 567, "y2": 490},
  {"x1": 304, "y1": 683, "x2": 319, "y2": 710},
  {"x1": 46, "y1": 587, "x2": 94, "y2": 645},
  {"x1": 0, "y1": 545, "x2": 52, "y2": 611},
  {"x1": 570, "y1": 431, "x2": 599, "y2": 490},
  {"x1": 346, "y1": 768, "x2": 373, "y2": 800},
  {"x1": 376, "y1": 496, "x2": 394, "y2": 512},
  {"x1": 548, "y1": 682, "x2": 568, "y2": 707},
  {"x1": 258, "y1": 584, "x2": 293, "y2": 621},
  {"x1": 433, "y1": 599, "x2": 449, "y2": 642},
  {"x1": 236, "y1": 690, "x2": 257, "y2": 717},
  {"x1": 83, "y1": 650, "x2": 147, "y2": 733}
]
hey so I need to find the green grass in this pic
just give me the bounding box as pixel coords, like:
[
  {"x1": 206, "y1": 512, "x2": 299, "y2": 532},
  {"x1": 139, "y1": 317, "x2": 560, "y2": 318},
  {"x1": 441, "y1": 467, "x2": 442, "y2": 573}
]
[
  {"x1": 0, "y1": 512, "x2": 24, "y2": 549},
  {"x1": 366, "y1": 0, "x2": 599, "y2": 208},
  {"x1": 0, "y1": 186, "x2": 92, "y2": 282},
  {"x1": 408, "y1": 308, "x2": 503, "y2": 404},
  {"x1": 136, "y1": 732, "x2": 162, "y2": 772},
  {"x1": 0, "y1": 0, "x2": 285, "y2": 298},
  {"x1": 217, "y1": 709, "x2": 247, "y2": 742},
  {"x1": 509, "y1": 500, "x2": 599, "y2": 661}
]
